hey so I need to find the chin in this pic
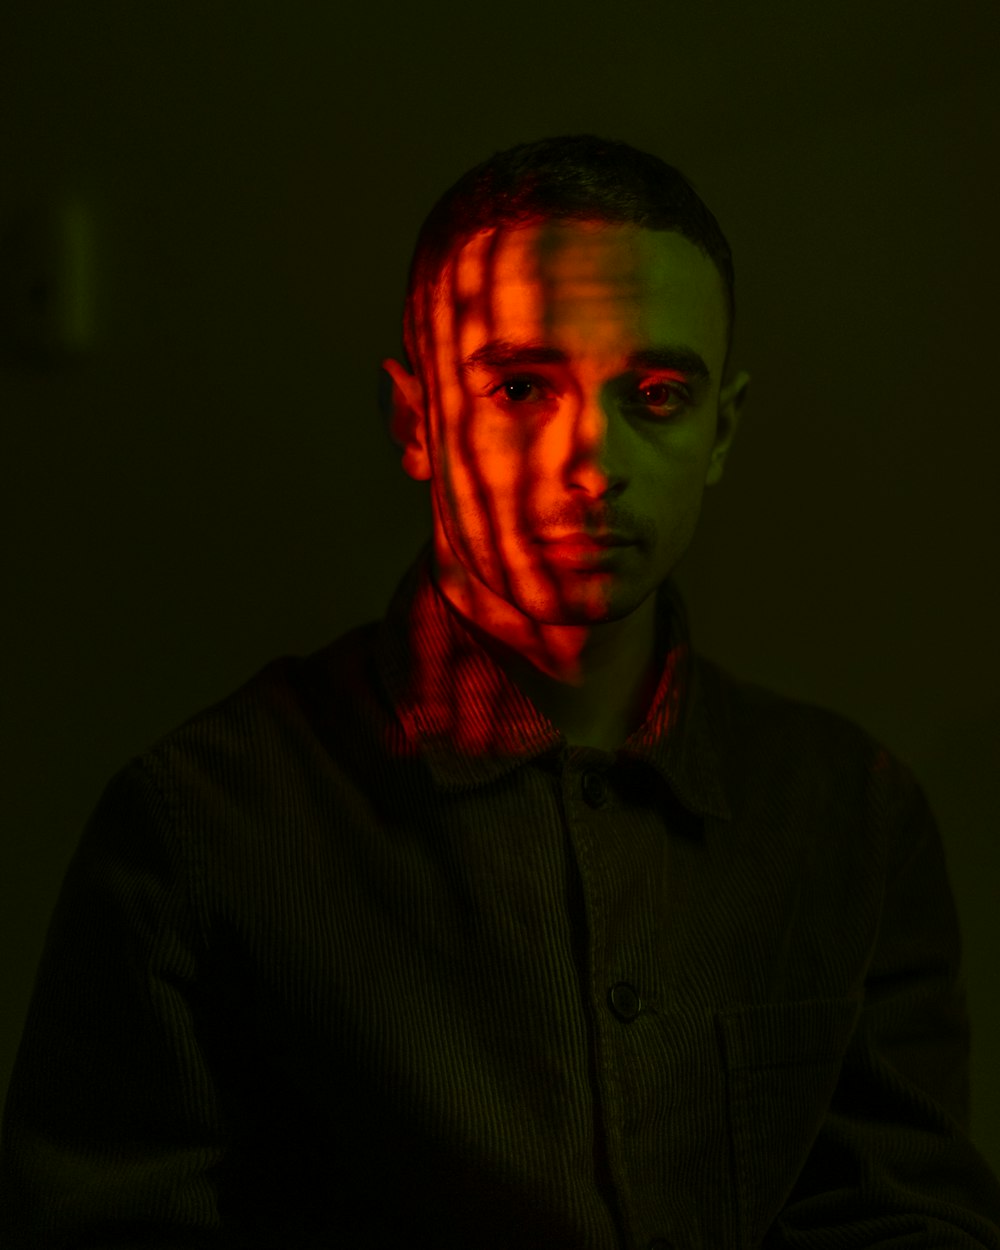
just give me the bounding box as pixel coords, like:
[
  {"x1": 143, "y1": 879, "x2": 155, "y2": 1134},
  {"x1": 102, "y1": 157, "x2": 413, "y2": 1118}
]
[{"x1": 512, "y1": 573, "x2": 647, "y2": 627}]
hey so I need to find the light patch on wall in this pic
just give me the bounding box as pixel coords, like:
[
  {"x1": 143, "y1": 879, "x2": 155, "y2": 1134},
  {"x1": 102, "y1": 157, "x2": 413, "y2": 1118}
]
[{"x1": 0, "y1": 196, "x2": 97, "y2": 369}]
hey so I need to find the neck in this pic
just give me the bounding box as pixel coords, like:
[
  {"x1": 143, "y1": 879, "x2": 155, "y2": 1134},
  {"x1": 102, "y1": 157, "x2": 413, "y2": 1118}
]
[{"x1": 432, "y1": 553, "x2": 663, "y2": 750}]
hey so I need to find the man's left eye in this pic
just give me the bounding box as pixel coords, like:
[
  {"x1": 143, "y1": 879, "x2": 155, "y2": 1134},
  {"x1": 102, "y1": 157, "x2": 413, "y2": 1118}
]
[{"x1": 637, "y1": 381, "x2": 688, "y2": 410}]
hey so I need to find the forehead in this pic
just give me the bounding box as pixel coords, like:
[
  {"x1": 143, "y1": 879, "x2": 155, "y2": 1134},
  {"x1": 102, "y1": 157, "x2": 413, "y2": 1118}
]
[{"x1": 438, "y1": 220, "x2": 727, "y2": 362}]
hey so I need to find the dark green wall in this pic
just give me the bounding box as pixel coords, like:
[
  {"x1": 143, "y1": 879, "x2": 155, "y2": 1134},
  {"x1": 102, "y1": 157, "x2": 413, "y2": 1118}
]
[{"x1": 2, "y1": 0, "x2": 998, "y2": 1168}]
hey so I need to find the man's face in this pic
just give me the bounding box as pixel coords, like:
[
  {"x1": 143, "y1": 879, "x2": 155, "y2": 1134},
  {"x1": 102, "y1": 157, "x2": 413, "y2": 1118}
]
[{"x1": 395, "y1": 220, "x2": 745, "y2": 630}]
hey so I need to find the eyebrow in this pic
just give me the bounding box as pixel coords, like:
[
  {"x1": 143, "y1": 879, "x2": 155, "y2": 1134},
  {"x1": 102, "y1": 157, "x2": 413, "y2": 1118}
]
[{"x1": 460, "y1": 338, "x2": 711, "y2": 382}]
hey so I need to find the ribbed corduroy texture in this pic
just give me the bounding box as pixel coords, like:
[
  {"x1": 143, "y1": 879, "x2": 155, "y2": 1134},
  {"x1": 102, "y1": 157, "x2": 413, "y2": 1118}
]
[{"x1": 2, "y1": 542, "x2": 999, "y2": 1249}]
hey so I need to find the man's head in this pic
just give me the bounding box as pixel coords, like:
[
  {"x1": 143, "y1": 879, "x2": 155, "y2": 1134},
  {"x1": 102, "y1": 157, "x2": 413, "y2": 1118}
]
[
  {"x1": 383, "y1": 134, "x2": 750, "y2": 645},
  {"x1": 400, "y1": 134, "x2": 737, "y2": 386}
]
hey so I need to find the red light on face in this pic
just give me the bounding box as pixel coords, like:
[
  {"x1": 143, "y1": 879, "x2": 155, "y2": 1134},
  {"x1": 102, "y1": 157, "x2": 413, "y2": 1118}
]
[
  {"x1": 399, "y1": 219, "x2": 731, "y2": 720},
  {"x1": 539, "y1": 538, "x2": 636, "y2": 567}
]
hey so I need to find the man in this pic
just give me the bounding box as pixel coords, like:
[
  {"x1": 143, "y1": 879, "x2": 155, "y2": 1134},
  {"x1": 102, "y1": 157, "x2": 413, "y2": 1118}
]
[{"x1": 2, "y1": 135, "x2": 999, "y2": 1248}]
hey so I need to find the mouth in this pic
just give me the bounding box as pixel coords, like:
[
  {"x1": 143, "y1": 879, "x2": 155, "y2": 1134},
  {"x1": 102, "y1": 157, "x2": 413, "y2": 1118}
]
[
  {"x1": 536, "y1": 534, "x2": 635, "y2": 567},
  {"x1": 537, "y1": 532, "x2": 633, "y2": 548}
]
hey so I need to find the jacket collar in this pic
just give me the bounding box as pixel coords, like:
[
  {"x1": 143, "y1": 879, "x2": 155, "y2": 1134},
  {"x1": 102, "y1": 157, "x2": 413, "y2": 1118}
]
[{"x1": 377, "y1": 542, "x2": 731, "y2": 820}]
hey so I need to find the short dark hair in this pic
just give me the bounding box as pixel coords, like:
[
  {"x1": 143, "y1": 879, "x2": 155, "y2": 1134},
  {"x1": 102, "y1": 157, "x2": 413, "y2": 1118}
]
[{"x1": 402, "y1": 133, "x2": 735, "y2": 377}]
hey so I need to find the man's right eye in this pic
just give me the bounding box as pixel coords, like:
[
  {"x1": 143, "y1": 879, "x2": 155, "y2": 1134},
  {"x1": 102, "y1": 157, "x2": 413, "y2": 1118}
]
[{"x1": 487, "y1": 376, "x2": 550, "y2": 404}]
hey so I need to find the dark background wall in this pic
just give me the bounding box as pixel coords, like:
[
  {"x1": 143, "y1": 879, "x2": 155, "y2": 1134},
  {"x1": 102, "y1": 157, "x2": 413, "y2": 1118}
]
[{"x1": 2, "y1": 0, "x2": 998, "y2": 1170}]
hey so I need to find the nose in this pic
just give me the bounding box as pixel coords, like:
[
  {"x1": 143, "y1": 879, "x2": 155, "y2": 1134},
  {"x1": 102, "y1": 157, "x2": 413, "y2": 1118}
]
[{"x1": 563, "y1": 386, "x2": 624, "y2": 498}]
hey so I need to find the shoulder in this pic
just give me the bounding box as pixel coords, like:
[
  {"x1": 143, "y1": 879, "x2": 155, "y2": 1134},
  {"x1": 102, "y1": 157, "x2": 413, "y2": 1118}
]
[
  {"x1": 95, "y1": 620, "x2": 387, "y2": 837},
  {"x1": 697, "y1": 652, "x2": 897, "y2": 767},
  {"x1": 694, "y1": 653, "x2": 929, "y2": 844}
]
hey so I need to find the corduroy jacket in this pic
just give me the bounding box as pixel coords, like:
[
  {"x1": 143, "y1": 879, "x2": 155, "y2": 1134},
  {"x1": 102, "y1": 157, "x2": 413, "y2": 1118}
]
[{"x1": 3, "y1": 543, "x2": 1000, "y2": 1249}]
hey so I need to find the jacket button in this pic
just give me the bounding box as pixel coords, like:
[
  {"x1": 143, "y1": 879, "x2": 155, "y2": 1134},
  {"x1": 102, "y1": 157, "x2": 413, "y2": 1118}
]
[
  {"x1": 608, "y1": 982, "x2": 641, "y2": 1021},
  {"x1": 581, "y1": 770, "x2": 608, "y2": 807}
]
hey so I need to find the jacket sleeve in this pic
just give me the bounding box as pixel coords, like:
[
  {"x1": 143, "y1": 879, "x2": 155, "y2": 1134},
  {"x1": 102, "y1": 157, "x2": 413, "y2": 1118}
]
[
  {"x1": 765, "y1": 756, "x2": 1000, "y2": 1248},
  {"x1": 0, "y1": 761, "x2": 230, "y2": 1249}
]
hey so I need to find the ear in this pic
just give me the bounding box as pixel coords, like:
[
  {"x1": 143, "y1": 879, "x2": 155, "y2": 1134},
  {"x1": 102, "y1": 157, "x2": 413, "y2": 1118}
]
[
  {"x1": 705, "y1": 369, "x2": 750, "y2": 486},
  {"x1": 381, "y1": 357, "x2": 432, "y2": 482}
]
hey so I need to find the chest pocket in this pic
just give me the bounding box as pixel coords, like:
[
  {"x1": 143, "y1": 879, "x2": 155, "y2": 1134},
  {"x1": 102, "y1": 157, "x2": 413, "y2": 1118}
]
[{"x1": 716, "y1": 994, "x2": 863, "y2": 1248}]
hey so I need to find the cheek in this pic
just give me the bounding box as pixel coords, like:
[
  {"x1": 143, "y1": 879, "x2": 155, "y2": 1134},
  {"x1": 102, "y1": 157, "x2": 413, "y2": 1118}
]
[
  {"x1": 655, "y1": 464, "x2": 712, "y2": 547},
  {"x1": 439, "y1": 403, "x2": 531, "y2": 506},
  {"x1": 632, "y1": 435, "x2": 714, "y2": 520}
]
